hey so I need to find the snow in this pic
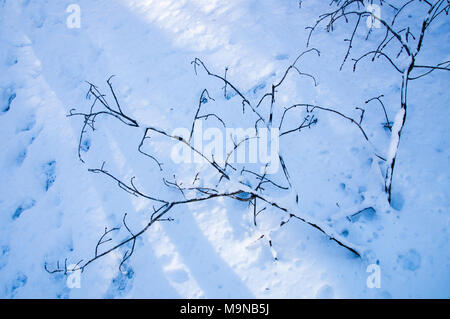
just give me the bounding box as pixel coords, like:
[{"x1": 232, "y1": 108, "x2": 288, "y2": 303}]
[
  {"x1": 386, "y1": 107, "x2": 405, "y2": 165},
  {"x1": 0, "y1": 0, "x2": 449, "y2": 298}
]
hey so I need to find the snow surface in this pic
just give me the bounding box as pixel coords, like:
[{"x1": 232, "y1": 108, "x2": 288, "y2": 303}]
[{"x1": 0, "y1": 0, "x2": 449, "y2": 298}]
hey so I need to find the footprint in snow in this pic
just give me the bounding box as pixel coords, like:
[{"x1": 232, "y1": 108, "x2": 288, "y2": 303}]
[
  {"x1": 397, "y1": 249, "x2": 421, "y2": 271},
  {"x1": 12, "y1": 198, "x2": 36, "y2": 220},
  {"x1": 315, "y1": 284, "x2": 334, "y2": 299},
  {"x1": 43, "y1": 160, "x2": 56, "y2": 191},
  {"x1": 1, "y1": 86, "x2": 16, "y2": 114}
]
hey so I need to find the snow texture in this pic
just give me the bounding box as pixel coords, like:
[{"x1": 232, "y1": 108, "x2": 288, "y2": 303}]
[{"x1": 0, "y1": 0, "x2": 449, "y2": 298}]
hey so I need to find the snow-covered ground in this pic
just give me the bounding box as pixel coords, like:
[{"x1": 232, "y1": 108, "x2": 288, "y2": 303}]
[{"x1": 0, "y1": 0, "x2": 449, "y2": 298}]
